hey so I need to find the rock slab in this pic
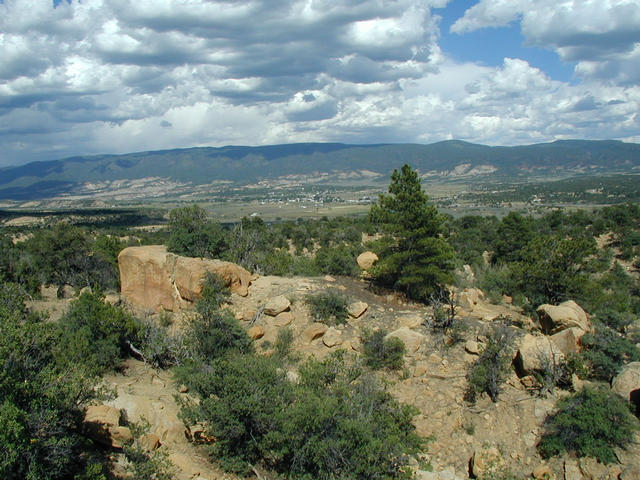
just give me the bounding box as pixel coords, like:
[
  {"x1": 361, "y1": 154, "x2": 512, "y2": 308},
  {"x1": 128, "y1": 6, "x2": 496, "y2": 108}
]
[{"x1": 118, "y1": 245, "x2": 251, "y2": 312}]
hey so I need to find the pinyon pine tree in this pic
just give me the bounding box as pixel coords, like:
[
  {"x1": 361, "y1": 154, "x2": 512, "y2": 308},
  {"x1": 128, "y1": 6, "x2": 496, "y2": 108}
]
[{"x1": 369, "y1": 164, "x2": 455, "y2": 302}]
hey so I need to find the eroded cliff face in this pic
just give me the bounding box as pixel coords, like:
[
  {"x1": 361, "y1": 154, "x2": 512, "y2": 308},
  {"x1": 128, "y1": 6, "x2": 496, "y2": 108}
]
[{"x1": 118, "y1": 245, "x2": 251, "y2": 312}]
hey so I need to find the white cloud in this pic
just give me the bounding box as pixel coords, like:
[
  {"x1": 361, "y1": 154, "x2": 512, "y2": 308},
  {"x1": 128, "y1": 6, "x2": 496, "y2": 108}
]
[
  {"x1": 452, "y1": 0, "x2": 640, "y2": 83},
  {"x1": 0, "y1": 0, "x2": 638, "y2": 166}
]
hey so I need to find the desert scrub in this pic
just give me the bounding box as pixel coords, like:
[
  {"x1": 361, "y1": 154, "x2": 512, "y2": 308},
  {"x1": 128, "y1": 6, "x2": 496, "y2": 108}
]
[
  {"x1": 305, "y1": 289, "x2": 349, "y2": 325},
  {"x1": 465, "y1": 323, "x2": 518, "y2": 403},
  {"x1": 538, "y1": 386, "x2": 639, "y2": 463},
  {"x1": 361, "y1": 328, "x2": 406, "y2": 370}
]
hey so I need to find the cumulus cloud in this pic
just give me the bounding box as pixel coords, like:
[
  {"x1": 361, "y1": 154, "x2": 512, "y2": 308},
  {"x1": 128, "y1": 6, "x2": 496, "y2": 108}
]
[
  {"x1": 0, "y1": 0, "x2": 638, "y2": 166},
  {"x1": 452, "y1": 0, "x2": 640, "y2": 84}
]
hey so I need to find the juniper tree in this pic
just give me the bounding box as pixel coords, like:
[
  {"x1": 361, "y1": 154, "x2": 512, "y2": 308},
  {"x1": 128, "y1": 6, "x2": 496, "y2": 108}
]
[{"x1": 369, "y1": 164, "x2": 455, "y2": 302}]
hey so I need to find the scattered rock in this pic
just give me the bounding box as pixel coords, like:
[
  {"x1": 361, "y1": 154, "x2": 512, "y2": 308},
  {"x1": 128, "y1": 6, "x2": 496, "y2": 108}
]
[
  {"x1": 611, "y1": 361, "x2": 640, "y2": 414},
  {"x1": 357, "y1": 251, "x2": 378, "y2": 270},
  {"x1": 264, "y1": 295, "x2": 291, "y2": 316},
  {"x1": 464, "y1": 340, "x2": 480, "y2": 355},
  {"x1": 274, "y1": 311, "x2": 294, "y2": 327},
  {"x1": 564, "y1": 458, "x2": 582, "y2": 480},
  {"x1": 532, "y1": 464, "x2": 552, "y2": 479},
  {"x1": 620, "y1": 465, "x2": 640, "y2": 480},
  {"x1": 323, "y1": 327, "x2": 343, "y2": 347},
  {"x1": 502, "y1": 294, "x2": 513, "y2": 304},
  {"x1": 385, "y1": 326, "x2": 425, "y2": 354},
  {"x1": 178, "y1": 384, "x2": 188, "y2": 393},
  {"x1": 138, "y1": 433, "x2": 161, "y2": 452},
  {"x1": 324, "y1": 275, "x2": 336, "y2": 282},
  {"x1": 242, "y1": 309, "x2": 256, "y2": 321},
  {"x1": 58, "y1": 284, "x2": 75, "y2": 299},
  {"x1": 347, "y1": 301, "x2": 368, "y2": 318},
  {"x1": 536, "y1": 300, "x2": 590, "y2": 334},
  {"x1": 397, "y1": 314, "x2": 423, "y2": 328},
  {"x1": 578, "y1": 457, "x2": 608, "y2": 479},
  {"x1": 471, "y1": 446, "x2": 503, "y2": 478},
  {"x1": 304, "y1": 323, "x2": 327, "y2": 342},
  {"x1": 248, "y1": 325, "x2": 265, "y2": 340}
]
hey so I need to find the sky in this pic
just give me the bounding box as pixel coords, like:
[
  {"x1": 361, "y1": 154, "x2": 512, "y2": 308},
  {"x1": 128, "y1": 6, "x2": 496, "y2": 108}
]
[{"x1": 0, "y1": 0, "x2": 639, "y2": 167}]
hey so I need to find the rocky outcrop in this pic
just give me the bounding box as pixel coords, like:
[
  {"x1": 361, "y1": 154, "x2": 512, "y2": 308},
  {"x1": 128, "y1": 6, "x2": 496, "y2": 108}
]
[
  {"x1": 84, "y1": 405, "x2": 133, "y2": 448},
  {"x1": 385, "y1": 327, "x2": 425, "y2": 354},
  {"x1": 357, "y1": 251, "x2": 378, "y2": 270},
  {"x1": 118, "y1": 245, "x2": 251, "y2": 312},
  {"x1": 550, "y1": 327, "x2": 585, "y2": 356},
  {"x1": 612, "y1": 361, "x2": 640, "y2": 414},
  {"x1": 456, "y1": 287, "x2": 484, "y2": 312},
  {"x1": 514, "y1": 334, "x2": 565, "y2": 376},
  {"x1": 536, "y1": 300, "x2": 590, "y2": 334}
]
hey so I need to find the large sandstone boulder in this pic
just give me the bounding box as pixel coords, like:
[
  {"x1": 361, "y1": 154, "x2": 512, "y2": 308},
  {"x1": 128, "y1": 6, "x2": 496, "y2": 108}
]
[
  {"x1": 514, "y1": 334, "x2": 565, "y2": 376},
  {"x1": 357, "y1": 251, "x2": 378, "y2": 270},
  {"x1": 385, "y1": 327, "x2": 425, "y2": 354},
  {"x1": 536, "y1": 300, "x2": 590, "y2": 334},
  {"x1": 118, "y1": 245, "x2": 251, "y2": 312},
  {"x1": 84, "y1": 405, "x2": 133, "y2": 448},
  {"x1": 550, "y1": 327, "x2": 585, "y2": 356},
  {"x1": 612, "y1": 361, "x2": 640, "y2": 414}
]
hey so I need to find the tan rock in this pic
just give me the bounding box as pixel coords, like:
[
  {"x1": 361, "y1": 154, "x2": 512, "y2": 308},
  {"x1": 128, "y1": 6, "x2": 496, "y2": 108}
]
[
  {"x1": 242, "y1": 309, "x2": 256, "y2": 322},
  {"x1": 397, "y1": 314, "x2": 423, "y2": 329},
  {"x1": 248, "y1": 325, "x2": 265, "y2": 340},
  {"x1": 502, "y1": 294, "x2": 513, "y2": 304},
  {"x1": 104, "y1": 292, "x2": 121, "y2": 306},
  {"x1": 537, "y1": 300, "x2": 590, "y2": 334},
  {"x1": 109, "y1": 426, "x2": 133, "y2": 448},
  {"x1": 550, "y1": 327, "x2": 585, "y2": 356},
  {"x1": 578, "y1": 457, "x2": 608, "y2": 479},
  {"x1": 138, "y1": 433, "x2": 160, "y2": 452},
  {"x1": 84, "y1": 405, "x2": 132, "y2": 448},
  {"x1": 611, "y1": 361, "x2": 640, "y2": 409},
  {"x1": 456, "y1": 287, "x2": 484, "y2": 311},
  {"x1": 323, "y1": 327, "x2": 343, "y2": 347},
  {"x1": 471, "y1": 446, "x2": 503, "y2": 478},
  {"x1": 174, "y1": 255, "x2": 252, "y2": 300},
  {"x1": 304, "y1": 323, "x2": 327, "y2": 342},
  {"x1": 532, "y1": 464, "x2": 552, "y2": 479},
  {"x1": 118, "y1": 245, "x2": 252, "y2": 312},
  {"x1": 274, "y1": 311, "x2": 294, "y2": 327},
  {"x1": 347, "y1": 301, "x2": 368, "y2": 318},
  {"x1": 464, "y1": 340, "x2": 480, "y2": 355},
  {"x1": 264, "y1": 295, "x2": 291, "y2": 316},
  {"x1": 564, "y1": 458, "x2": 582, "y2": 480},
  {"x1": 385, "y1": 327, "x2": 425, "y2": 354},
  {"x1": 621, "y1": 466, "x2": 640, "y2": 480},
  {"x1": 357, "y1": 251, "x2": 378, "y2": 270},
  {"x1": 514, "y1": 334, "x2": 565, "y2": 376}
]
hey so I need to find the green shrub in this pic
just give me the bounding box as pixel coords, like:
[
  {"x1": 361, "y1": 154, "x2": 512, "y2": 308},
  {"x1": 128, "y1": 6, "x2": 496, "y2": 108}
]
[
  {"x1": 167, "y1": 204, "x2": 227, "y2": 258},
  {"x1": 465, "y1": 323, "x2": 517, "y2": 403},
  {"x1": 0, "y1": 282, "x2": 100, "y2": 480},
  {"x1": 361, "y1": 329, "x2": 405, "y2": 370},
  {"x1": 579, "y1": 324, "x2": 640, "y2": 382},
  {"x1": 538, "y1": 387, "x2": 639, "y2": 463},
  {"x1": 315, "y1": 243, "x2": 361, "y2": 276},
  {"x1": 135, "y1": 317, "x2": 189, "y2": 368},
  {"x1": 177, "y1": 353, "x2": 294, "y2": 474},
  {"x1": 306, "y1": 290, "x2": 349, "y2": 325},
  {"x1": 178, "y1": 352, "x2": 422, "y2": 479},
  {"x1": 185, "y1": 307, "x2": 252, "y2": 361},
  {"x1": 55, "y1": 290, "x2": 139, "y2": 375},
  {"x1": 274, "y1": 328, "x2": 295, "y2": 359}
]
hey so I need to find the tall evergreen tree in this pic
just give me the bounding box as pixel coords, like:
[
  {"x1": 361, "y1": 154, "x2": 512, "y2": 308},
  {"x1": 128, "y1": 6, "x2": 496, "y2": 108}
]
[{"x1": 369, "y1": 164, "x2": 455, "y2": 302}]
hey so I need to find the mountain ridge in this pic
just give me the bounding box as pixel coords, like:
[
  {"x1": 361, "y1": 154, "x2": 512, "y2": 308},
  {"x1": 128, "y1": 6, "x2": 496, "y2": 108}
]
[{"x1": 1, "y1": 139, "x2": 639, "y2": 200}]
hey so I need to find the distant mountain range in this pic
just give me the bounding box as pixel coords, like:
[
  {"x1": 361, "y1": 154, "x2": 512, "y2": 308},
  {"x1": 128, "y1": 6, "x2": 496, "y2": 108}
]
[{"x1": 0, "y1": 139, "x2": 639, "y2": 200}]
